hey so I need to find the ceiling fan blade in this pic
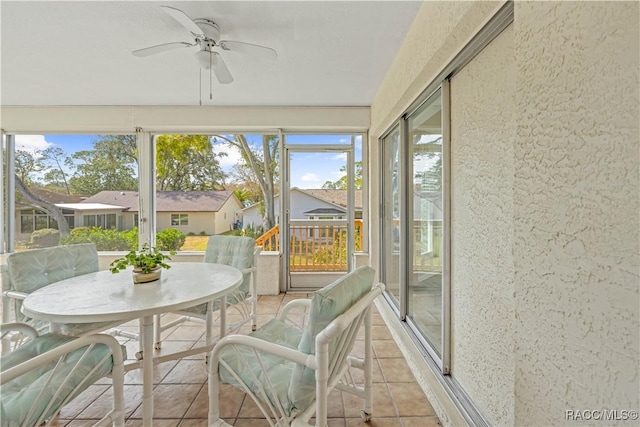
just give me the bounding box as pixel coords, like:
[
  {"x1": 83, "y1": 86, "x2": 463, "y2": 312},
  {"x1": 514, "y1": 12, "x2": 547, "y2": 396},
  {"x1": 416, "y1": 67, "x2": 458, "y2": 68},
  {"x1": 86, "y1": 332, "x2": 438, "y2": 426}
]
[
  {"x1": 132, "y1": 42, "x2": 194, "y2": 57},
  {"x1": 213, "y1": 53, "x2": 234, "y2": 84},
  {"x1": 219, "y1": 40, "x2": 278, "y2": 60},
  {"x1": 161, "y1": 5, "x2": 203, "y2": 36}
]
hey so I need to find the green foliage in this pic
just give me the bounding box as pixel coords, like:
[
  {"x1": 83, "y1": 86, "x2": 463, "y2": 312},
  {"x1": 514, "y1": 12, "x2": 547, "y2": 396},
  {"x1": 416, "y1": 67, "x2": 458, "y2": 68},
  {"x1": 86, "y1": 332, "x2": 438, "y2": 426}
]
[
  {"x1": 109, "y1": 244, "x2": 174, "y2": 274},
  {"x1": 322, "y1": 160, "x2": 363, "y2": 190},
  {"x1": 198, "y1": 231, "x2": 207, "y2": 236},
  {"x1": 15, "y1": 150, "x2": 45, "y2": 186},
  {"x1": 60, "y1": 227, "x2": 137, "y2": 251},
  {"x1": 29, "y1": 228, "x2": 60, "y2": 248},
  {"x1": 241, "y1": 224, "x2": 264, "y2": 239},
  {"x1": 155, "y1": 135, "x2": 226, "y2": 191},
  {"x1": 69, "y1": 135, "x2": 138, "y2": 195},
  {"x1": 156, "y1": 228, "x2": 186, "y2": 251}
]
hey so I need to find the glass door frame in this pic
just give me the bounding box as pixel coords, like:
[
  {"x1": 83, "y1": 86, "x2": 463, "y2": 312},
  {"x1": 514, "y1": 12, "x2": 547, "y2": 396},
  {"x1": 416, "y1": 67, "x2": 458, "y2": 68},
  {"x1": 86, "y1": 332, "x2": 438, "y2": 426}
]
[
  {"x1": 281, "y1": 140, "x2": 355, "y2": 291},
  {"x1": 379, "y1": 81, "x2": 451, "y2": 374}
]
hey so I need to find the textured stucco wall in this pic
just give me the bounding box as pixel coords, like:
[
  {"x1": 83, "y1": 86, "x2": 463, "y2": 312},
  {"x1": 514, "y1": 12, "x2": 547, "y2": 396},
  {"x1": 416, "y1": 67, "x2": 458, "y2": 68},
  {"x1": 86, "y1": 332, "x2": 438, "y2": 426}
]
[
  {"x1": 370, "y1": 1, "x2": 504, "y2": 137},
  {"x1": 513, "y1": 1, "x2": 640, "y2": 425},
  {"x1": 368, "y1": 2, "x2": 507, "y2": 425},
  {"x1": 450, "y1": 25, "x2": 515, "y2": 426}
]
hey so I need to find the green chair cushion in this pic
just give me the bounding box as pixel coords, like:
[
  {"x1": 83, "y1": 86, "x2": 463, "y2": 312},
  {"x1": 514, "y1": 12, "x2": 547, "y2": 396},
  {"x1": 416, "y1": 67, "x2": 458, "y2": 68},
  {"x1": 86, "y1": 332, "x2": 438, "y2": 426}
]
[
  {"x1": 0, "y1": 333, "x2": 125, "y2": 427},
  {"x1": 289, "y1": 266, "x2": 375, "y2": 412},
  {"x1": 6, "y1": 244, "x2": 116, "y2": 335},
  {"x1": 218, "y1": 266, "x2": 375, "y2": 417},
  {"x1": 182, "y1": 235, "x2": 256, "y2": 316},
  {"x1": 7, "y1": 244, "x2": 99, "y2": 294},
  {"x1": 219, "y1": 318, "x2": 304, "y2": 415}
]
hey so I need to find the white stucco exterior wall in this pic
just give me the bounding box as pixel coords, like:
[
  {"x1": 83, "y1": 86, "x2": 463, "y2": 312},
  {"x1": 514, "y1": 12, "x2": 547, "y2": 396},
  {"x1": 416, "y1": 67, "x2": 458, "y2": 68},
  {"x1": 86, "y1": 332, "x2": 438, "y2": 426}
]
[
  {"x1": 513, "y1": 2, "x2": 639, "y2": 424},
  {"x1": 450, "y1": 24, "x2": 515, "y2": 426}
]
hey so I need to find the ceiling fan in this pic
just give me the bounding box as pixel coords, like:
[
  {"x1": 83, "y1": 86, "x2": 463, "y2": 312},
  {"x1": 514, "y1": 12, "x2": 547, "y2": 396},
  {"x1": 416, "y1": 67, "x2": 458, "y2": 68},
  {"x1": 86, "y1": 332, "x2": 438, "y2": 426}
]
[{"x1": 133, "y1": 6, "x2": 277, "y2": 86}]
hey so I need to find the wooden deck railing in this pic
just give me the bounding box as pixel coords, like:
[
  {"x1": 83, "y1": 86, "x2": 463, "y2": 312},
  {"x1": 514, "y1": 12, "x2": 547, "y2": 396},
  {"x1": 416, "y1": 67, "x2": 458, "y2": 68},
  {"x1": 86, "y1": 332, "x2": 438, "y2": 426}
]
[{"x1": 255, "y1": 220, "x2": 363, "y2": 272}]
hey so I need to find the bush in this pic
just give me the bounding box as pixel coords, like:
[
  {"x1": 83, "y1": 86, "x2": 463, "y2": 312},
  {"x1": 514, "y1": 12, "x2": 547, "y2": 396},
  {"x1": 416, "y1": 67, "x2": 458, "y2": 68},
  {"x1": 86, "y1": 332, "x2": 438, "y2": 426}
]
[
  {"x1": 242, "y1": 225, "x2": 264, "y2": 239},
  {"x1": 60, "y1": 227, "x2": 137, "y2": 251},
  {"x1": 156, "y1": 228, "x2": 186, "y2": 251},
  {"x1": 29, "y1": 228, "x2": 60, "y2": 248}
]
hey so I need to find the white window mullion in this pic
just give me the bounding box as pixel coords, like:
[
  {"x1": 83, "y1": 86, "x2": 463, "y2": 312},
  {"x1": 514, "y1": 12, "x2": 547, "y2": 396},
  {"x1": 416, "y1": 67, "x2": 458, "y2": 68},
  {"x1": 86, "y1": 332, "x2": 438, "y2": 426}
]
[{"x1": 136, "y1": 129, "x2": 156, "y2": 249}]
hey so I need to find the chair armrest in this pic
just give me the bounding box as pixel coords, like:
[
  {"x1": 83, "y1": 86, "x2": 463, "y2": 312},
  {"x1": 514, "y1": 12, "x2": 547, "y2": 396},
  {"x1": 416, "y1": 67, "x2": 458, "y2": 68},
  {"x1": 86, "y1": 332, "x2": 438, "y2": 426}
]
[
  {"x1": 2, "y1": 290, "x2": 29, "y2": 301},
  {"x1": 0, "y1": 322, "x2": 39, "y2": 339},
  {"x1": 0, "y1": 333, "x2": 125, "y2": 383},
  {"x1": 278, "y1": 299, "x2": 311, "y2": 322},
  {"x1": 239, "y1": 267, "x2": 255, "y2": 275},
  {"x1": 211, "y1": 334, "x2": 314, "y2": 369}
]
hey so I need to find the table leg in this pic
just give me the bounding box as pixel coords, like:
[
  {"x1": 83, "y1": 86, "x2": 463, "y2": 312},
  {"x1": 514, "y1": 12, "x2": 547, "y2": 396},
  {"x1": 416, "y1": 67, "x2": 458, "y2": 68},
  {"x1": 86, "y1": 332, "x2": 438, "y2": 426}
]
[
  {"x1": 142, "y1": 315, "x2": 154, "y2": 425},
  {"x1": 219, "y1": 295, "x2": 227, "y2": 338}
]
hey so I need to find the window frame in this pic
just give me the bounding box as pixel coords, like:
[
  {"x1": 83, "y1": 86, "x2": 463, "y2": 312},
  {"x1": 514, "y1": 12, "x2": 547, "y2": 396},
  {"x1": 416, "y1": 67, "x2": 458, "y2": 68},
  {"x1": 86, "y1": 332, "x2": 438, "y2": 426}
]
[{"x1": 170, "y1": 213, "x2": 189, "y2": 227}]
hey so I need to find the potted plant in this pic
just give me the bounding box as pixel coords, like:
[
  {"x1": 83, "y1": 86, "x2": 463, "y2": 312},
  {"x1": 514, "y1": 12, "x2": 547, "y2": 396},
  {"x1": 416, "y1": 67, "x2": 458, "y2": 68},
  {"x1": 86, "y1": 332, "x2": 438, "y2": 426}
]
[{"x1": 109, "y1": 244, "x2": 174, "y2": 284}]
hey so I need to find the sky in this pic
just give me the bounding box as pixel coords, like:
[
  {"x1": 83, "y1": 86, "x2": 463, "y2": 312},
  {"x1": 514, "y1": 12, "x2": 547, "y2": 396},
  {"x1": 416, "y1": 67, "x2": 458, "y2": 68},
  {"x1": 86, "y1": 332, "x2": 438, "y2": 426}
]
[{"x1": 14, "y1": 133, "x2": 362, "y2": 189}]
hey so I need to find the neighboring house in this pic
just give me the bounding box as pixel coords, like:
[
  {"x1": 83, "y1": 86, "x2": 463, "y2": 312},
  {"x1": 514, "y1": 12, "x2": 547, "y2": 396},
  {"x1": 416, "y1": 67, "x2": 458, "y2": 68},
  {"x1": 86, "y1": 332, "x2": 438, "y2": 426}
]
[
  {"x1": 81, "y1": 190, "x2": 242, "y2": 235},
  {"x1": 241, "y1": 188, "x2": 363, "y2": 230},
  {"x1": 16, "y1": 188, "x2": 86, "y2": 239},
  {"x1": 16, "y1": 190, "x2": 242, "y2": 238}
]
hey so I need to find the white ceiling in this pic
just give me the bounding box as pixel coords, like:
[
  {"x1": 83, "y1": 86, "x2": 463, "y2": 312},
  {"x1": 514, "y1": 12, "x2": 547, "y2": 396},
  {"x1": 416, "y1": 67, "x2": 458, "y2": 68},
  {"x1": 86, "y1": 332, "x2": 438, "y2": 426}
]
[{"x1": 1, "y1": 1, "x2": 422, "y2": 107}]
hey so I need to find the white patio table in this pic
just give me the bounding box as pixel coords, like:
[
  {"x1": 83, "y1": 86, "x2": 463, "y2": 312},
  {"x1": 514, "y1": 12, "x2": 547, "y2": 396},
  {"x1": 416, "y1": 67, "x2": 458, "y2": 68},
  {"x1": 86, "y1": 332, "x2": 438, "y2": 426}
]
[{"x1": 22, "y1": 262, "x2": 243, "y2": 426}]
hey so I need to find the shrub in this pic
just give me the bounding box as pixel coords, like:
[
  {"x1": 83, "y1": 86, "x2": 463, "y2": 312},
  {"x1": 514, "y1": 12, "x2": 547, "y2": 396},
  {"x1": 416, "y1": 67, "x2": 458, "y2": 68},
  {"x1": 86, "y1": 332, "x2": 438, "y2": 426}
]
[
  {"x1": 29, "y1": 228, "x2": 60, "y2": 248},
  {"x1": 156, "y1": 228, "x2": 186, "y2": 251},
  {"x1": 242, "y1": 225, "x2": 264, "y2": 239},
  {"x1": 60, "y1": 227, "x2": 137, "y2": 251},
  {"x1": 199, "y1": 231, "x2": 207, "y2": 236}
]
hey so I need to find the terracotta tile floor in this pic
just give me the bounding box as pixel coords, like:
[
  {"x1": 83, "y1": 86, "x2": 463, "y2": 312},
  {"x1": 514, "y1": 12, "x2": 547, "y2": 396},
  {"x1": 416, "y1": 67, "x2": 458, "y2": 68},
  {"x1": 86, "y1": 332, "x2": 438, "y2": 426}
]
[{"x1": 48, "y1": 294, "x2": 442, "y2": 426}]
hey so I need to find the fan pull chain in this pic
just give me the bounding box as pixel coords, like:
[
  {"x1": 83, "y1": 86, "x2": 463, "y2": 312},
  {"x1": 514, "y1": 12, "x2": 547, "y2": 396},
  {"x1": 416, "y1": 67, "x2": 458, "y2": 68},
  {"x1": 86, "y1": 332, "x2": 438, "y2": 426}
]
[{"x1": 199, "y1": 68, "x2": 202, "y2": 106}]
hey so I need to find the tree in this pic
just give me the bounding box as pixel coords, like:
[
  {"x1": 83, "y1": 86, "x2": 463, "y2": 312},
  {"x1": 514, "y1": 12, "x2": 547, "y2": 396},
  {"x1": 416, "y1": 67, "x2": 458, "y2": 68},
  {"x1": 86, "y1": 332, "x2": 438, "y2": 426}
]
[
  {"x1": 155, "y1": 135, "x2": 226, "y2": 191},
  {"x1": 15, "y1": 175, "x2": 70, "y2": 235},
  {"x1": 69, "y1": 136, "x2": 138, "y2": 195},
  {"x1": 322, "y1": 160, "x2": 363, "y2": 190},
  {"x1": 213, "y1": 135, "x2": 279, "y2": 230},
  {"x1": 14, "y1": 149, "x2": 45, "y2": 186},
  {"x1": 40, "y1": 146, "x2": 73, "y2": 194}
]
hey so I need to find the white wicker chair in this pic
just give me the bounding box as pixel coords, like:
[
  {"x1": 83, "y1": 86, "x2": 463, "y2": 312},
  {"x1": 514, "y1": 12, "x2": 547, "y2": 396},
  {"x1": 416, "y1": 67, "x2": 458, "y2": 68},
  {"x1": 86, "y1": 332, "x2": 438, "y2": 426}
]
[
  {"x1": 0, "y1": 323, "x2": 125, "y2": 427},
  {"x1": 1, "y1": 244, "x2": 134, "y2": 342},
  {"x1": 154, "y1": 235, "x2": 260, "y2": 352},
  {"x1": 208, "y1": 266, "x2": 384, "y2": 427}
]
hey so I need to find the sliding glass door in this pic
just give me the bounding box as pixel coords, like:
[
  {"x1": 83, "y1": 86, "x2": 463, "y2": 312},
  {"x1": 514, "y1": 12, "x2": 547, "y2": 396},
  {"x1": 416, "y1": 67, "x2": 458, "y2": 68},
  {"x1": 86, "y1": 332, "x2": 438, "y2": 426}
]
[
  {"x1": 381, "y1": 126, "x2": 401, "y2": 305},
  {"x1": 380, "y1": 85, "x2": 449, "y2": 370},
  {"x1": 407, "y1": 89, "x2": 444, "y2": 357}
]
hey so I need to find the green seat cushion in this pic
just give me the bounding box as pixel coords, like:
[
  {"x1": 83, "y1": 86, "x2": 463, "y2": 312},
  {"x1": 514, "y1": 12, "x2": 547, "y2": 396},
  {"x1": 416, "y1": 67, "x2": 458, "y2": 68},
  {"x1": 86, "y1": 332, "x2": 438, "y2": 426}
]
[
  {"x1": 7, "y1": 244, "x2": 99, "y2": 294},
  {"x1": 0, "y1": 333, "x2": 125, "y2": 427},
  {"x1": 7, "y1": 244, "x2": 115, "y2": 335},
  {"x1": 219, "y1": 318, "x2": 304, "y2": 415},
  {"x1": 289, "y1": 266, "x2": 375, "y2": 412},
  {"x1": 182, "y1": 236, "x2": 256, "y2": 316},
  {"x1": 219, "y1": 266, "x2": 375, "y2": 417}
]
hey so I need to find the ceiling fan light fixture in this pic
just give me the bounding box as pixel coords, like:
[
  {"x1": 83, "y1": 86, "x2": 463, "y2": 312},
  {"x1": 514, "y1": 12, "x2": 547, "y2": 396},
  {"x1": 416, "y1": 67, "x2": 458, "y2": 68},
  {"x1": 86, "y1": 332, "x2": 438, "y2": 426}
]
[{"x1": 194, "y1": 49, "x2": 218, "y2": 69}]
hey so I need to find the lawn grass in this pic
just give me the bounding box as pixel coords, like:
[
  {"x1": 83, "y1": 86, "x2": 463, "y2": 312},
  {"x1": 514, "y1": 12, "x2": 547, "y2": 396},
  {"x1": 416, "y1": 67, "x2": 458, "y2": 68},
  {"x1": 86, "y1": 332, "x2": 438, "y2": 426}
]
[{"x1": 180, "y1": 235, "x2": 209, "y2": 251}]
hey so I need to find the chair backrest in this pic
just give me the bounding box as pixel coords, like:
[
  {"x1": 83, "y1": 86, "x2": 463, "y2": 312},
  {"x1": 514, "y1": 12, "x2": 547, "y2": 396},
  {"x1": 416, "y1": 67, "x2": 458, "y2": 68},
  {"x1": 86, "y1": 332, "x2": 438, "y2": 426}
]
[
  {"x1": 204, "y1": 235, "x2": 256, "y2": 294},
  {"x1": 289, "y1": 265, "x2": 376, "y2": 408},
  {"x1": 7, "y1": 243, "x2": 99, "y2": 294}
]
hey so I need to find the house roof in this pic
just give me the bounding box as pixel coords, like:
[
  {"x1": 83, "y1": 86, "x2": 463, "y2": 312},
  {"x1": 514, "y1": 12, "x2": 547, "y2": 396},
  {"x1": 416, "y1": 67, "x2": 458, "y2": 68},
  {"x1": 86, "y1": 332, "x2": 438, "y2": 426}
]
[
  {"x1": 304, "y1": 208, "x2": 346, "y2": 215},
  {"x1": 81, "y1": 190, "x2": 235, "y2": 212},
  {"x1": 301, "y1": 189, "x2": 363, "y2": 210},
  {"x1": 241, "y1": 188, "x2": 363, "y2": 213},
  {"x1": 16, "y1": 188, "x2": 85, "y2": 209},
  {"x1": 55, "y1": 203, "x2": 126, "y2": 211}
]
